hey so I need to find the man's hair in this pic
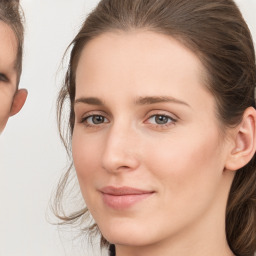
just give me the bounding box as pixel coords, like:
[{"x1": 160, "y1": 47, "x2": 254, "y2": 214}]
[{"x1": 0, "y1": 0, "x2": 24, "y2": 84}]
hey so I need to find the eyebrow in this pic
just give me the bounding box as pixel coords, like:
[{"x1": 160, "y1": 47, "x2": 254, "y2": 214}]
[
  {"x1": 75, "y1": 97, "x2": 104, "y2": 105},
  {"x1": 75, "y1": 96, "x2": 190, "y2": 107},
  {"x1": 135, "y1": 96, "x2": 190, "y2": 107}
]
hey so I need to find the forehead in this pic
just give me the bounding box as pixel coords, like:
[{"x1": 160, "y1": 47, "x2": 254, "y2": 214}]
[
  {"x1": 76, "y1": 31, "x2": 208, "y2": 100},
  {"x1": 0, "y1": 21, "x2": 18, "y2": 75}
]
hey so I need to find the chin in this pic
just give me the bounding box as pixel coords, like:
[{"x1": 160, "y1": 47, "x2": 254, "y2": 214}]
[
  {"x1": 0, "y1": 118, "x2": 8, "y2": 133},
  {"x1": 105, "y1": 234, "x2": 150, "y2": 247},
  {"x1": 0, "y1": 123, "x2": 7, "y2": 134},
  {"x1": 99, "y1": 222, "x2": 156, "y2": 247}
]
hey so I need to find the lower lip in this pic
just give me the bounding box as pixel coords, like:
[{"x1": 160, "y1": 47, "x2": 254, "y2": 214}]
[{"x1": 102, "y1": 193, "x2": 154, "y2": 210}]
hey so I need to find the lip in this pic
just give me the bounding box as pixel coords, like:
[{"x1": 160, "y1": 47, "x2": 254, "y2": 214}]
[{"x1": 100, "y1": 186, "x2": 155, "y2": 210}]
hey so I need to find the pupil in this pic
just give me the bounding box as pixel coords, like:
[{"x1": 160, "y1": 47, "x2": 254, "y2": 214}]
[
  {"x1": 156, "y1": 115, "x2": 168, "y2": 124},
  {"x1": 93, "y1": 115, "x2": 104, "y2": 124}
]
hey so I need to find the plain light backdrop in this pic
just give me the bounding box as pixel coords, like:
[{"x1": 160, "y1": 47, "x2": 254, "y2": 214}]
[{"x1": 0, "y1": 0, "x2": 255, "y2": 255}]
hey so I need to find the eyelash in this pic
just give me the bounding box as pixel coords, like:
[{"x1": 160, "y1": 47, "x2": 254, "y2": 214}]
[
  {"x1": 145, "y1": 114, "x2": 177, "y2": 129},
  {"x1": 80, "y1": 111, "x2": 109, "y2": 128},
  {"x1": 81, "y1": 115, "x2": 109, "y2": 127},
  {"x1": 79, "y1": 112, "x2": 177, "y2": 129},
  {"x1": 0, "y1": 73, "x2": 8, "y2": 82}
]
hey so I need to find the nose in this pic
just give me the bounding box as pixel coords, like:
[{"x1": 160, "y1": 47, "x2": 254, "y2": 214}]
[{"x1": 101, "y1": 124, "x2": 140, "y2": 174}]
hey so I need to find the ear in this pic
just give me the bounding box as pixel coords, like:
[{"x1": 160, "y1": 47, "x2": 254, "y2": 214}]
[
  {"x1": 10, "y1": 88, "x2": 28, "y2": 116},
  {"x1": 225, "y1": 107, "x2": 256, "y2": 171}
]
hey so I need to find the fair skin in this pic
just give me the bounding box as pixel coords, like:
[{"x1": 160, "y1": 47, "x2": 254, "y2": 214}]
[
  {"x1": 72, "y1": 31, "x2": 256, "y2": 256},
  {"x1": 0, "y1": 21, "x2": 27, "y2": 133}
]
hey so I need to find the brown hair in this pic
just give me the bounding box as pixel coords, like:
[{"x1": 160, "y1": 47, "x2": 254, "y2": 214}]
[
  {"x1": 54, "y1": 0, "x2": 256, "y2": 255},
  {"x1": 0, "y1": 0, "x2": 24, "y2": 83}
]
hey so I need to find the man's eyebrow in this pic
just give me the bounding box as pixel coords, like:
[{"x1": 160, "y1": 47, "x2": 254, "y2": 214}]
[
  {"x1": 75, "y1": 97, "x2": 104, "y2": 105},
  {"x1": 135, "y1": 96, "x2": 190, "y2": 107}
]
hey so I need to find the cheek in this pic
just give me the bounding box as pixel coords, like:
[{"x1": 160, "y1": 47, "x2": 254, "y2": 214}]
[
  {"x1": 144, "y1": 128, "x2": 225, "y2": 201},
  {"x1": 0, "y1": 91, "x2": 13, "y2": 131},
  {"x1": 72, "y1": 130, "x2": 103, "y2": 194}
]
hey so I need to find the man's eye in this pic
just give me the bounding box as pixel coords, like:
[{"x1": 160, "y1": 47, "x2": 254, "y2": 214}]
[
  {"x1": 0, "y1": 73, "x2": 8, "y2": 82},
  {"x1": 83, "y1": 115, "x2": 108, "y2": 125},
  {"x1": 147, "y1": 115, "x2": 176, "y2": 125}
]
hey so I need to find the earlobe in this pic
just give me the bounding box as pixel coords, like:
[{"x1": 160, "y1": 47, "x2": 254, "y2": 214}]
[
  {"x1": 10, "y1": 88, "x2": 28, "y2": 116},
  {"x1": 225, "y1": 107, "x2": 256, "y2": 171}
]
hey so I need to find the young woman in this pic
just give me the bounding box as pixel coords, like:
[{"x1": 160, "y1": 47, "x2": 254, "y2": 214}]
[
  {"x1": 54, "y1": 0, "x2": 256, "y2": 255},
  {"x1": 0, "y1": 0, "x2": 27, "y2": 133}
]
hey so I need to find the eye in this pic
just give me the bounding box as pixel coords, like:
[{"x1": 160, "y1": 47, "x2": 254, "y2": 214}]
[
  {"x1": 82, "y1": 114, "x2": 109, "y2": 126},
  {"x1": 0, "y1": 73, "x2": 8, "y2": 82},
  {"x1": 147, "y1": 114, "x2": 176, "y2": 125}
]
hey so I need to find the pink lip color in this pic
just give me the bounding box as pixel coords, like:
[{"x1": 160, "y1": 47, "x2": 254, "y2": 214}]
[{"x1": 100, "y1": 186, "x2": 154, "y2": 210}]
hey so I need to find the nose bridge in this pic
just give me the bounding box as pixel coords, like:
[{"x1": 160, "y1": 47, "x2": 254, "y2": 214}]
[{"x1": 101, "y1": 119, "x2": 139, "y2": 172}]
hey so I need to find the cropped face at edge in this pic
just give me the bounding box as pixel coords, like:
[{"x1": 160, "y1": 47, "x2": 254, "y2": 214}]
[
  {"x1": 72, "y1": 31, "x2": 235, "y2": 248},
  {"x1": 0, "y1": 21, "x2": 27, "y2": 133}
]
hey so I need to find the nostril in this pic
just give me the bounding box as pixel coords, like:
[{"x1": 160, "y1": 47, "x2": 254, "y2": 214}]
[{"x1": 101, "y1": 153, "x2": 140, "y2": 173}]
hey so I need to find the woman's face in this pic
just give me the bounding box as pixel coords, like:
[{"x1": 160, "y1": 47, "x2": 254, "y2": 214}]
[
  {"x1": 73, "y1": 31, "x2": 234, "y2": 249},
  {"x1": 0, "y1": 22, "x2": 18, "y2": 132}
]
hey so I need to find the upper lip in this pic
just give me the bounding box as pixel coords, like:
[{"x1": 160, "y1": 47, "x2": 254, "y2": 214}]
[{"x1": 100, "y1": 186, "x2": 154, "y2": 196}]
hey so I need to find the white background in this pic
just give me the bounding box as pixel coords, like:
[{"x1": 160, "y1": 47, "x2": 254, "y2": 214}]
[{"x1": 0, "y1": 0, "x2": 255, "y2": 255}]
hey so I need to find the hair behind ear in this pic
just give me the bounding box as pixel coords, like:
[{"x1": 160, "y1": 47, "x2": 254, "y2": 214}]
[
  {"x1": 225, "y1": 107, "x2": 256, "y2": 256},
  {"x1": 226, "y1": 154, "x2": 256, "y2": 256}
]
